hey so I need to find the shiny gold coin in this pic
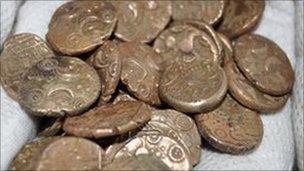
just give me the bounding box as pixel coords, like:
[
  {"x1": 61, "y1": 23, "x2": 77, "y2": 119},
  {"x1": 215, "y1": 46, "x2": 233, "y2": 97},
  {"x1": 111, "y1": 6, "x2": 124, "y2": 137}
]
[
  {"x1": 18, "y1": 56, "x2": 101, "y2": 117},
  {"x1": 86, "y1": 41, "x2": 122, "y2": 105},
  {"x1": 38, "y1": 117, "x2": 64, "y2": 137},
  {"x1": 218, "y1": 32, "x2": 233, "y2": 65},
  {"x1": 159, "y1": 58, "x2": 228, "y2": 113},
  {"x1": 195, "y1": 94, "x2": 264, "y2": 154},
  {"x1": 119, "y1": 42, "x2": 162, "y2": 106},
  {"x1": 113, "y1": 1, "x2": 172, "y2": 43},
  {"x1": 63, "y1": 101, "x2": 152, "y2": 138},
  {"x1": 234, "y1": 34, "x2": 295, "y2": 96},
  {"x1": 172, "y1": 0, "x2": 225, "y2": 25},
  {"x1": 218, "y1": 0, "x2": 265, "y2": 39},
  {"x1": 104, "y1": 154, "x2": 171, "y2": 171},
  {"x1": 224, "y1": 59, "x2": 289, "y2": 113},
  {"x1": 46, "y1": 1, "x2": 117, "y2": 55},
  {"x1": 0, "y1": 33, "x2": 54, "y2": 100},
  {"x1": 143, "y1": 109, "x2": 201, "y2": 166},
  {"x1": 106, "y1": 133, "x2": 192, "y2": 171}
]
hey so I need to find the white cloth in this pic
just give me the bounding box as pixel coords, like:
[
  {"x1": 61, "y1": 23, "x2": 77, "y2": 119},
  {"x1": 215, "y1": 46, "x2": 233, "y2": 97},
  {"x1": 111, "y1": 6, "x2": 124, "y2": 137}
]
[{"x1": 0, "y1": 1, "x2": 302, "y2": 170}]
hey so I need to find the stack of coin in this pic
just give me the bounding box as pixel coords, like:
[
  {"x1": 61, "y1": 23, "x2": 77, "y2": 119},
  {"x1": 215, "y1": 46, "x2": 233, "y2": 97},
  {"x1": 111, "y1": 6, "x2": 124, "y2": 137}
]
[{"x1": 1, "y1": 1, "x2": 295, "y2": 170}]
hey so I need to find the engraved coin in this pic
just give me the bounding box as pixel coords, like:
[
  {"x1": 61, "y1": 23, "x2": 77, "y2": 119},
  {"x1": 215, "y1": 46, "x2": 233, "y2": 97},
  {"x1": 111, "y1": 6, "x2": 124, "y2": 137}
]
[
  {"x1": 104, "y1": 154, "x2": 171, "y2": 170},
  {"x1": 18, "y1": 56, "x2": 101, "y2": 117},
  {"x1": 63, "y1": 101, "x2": 152, "y2": 138},
  {"x1": 0, "y1": 33, "x2": 54, "y2": 100},
  {"x1": 218, "y1": 0, "x2": 265, "y2": 39},
  {"x1": 218, "y1": 33, "x2": 233, "y2": 65},
  {"x1": 234, "y1": 34, "x2": 295, "y2": 95},
  {"x1": 143, "y1": 109, "x2": 201, "y2": 166},
  {"x1": 46, "y1": 1, "x2": 117, "y2": 55},
  {"x1": 120, "y1": 42, "x2": 162, "y2": 106},
  {"x1": 172, "y1": 0, "x2": 225, "y2": 25},
  {"x1": 38, "y1": 117, "x2": 64, "y2": 137},
  {"x1": 154, "y1": 23, "x2": 221, "y2": 67},
  {"x1": 113, "y1": 1, "x2": 172, "y2": 43},
  {"x1": 106, "y1": 133, "x2": 192, "y2": 171},
  {"x1": 195, "y1": 94, "x2": 264, "y2": 154},
  {"x1": 86, "y1": 41, "x2": 122, "y2": 105},
  {"x1": 159, "y1": 58, "x2": 228, "y2": 113}
]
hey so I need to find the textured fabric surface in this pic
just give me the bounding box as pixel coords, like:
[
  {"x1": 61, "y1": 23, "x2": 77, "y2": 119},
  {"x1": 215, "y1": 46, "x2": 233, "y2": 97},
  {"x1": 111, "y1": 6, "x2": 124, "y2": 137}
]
[{"x1": 0, "y1": 1, "x2": 302, "y2": 170}]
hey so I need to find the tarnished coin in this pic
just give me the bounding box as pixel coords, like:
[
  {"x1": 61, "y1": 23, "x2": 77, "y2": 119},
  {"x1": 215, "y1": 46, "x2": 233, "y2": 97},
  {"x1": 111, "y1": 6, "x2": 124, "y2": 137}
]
[
  {"x1": 120, "y1": 42, "x2": 162, "y2": 105},
  {"x1": 18, "y1": 56, "x2": 101, "y2": 117},
  {"x1": 143, "y1": 109, "x2": 201, "y2": 166},
  {"x1": 86, "y1": 41, "x2": 122, "y2": 105},
  {"x1": 195, "y1": 95, "x2": 264, "y2": 154},
  {"x1": 225, "y1": 57, "x2": 289, "y2": 113},
  {"x1": 63, "y1": 101, "x2": 152, "y2": 138},
  {"x1": 106, "y1": 133, "x2": 192, "y2": 171},
  {"x1": 172, "y1": 0, "x2": 225, "y2": 25},
  {"x1": 104, "y1": 154, "x2": 171, "y2": 171},
  {"x1": 0, "y1": 33, "x2": 54, "y2": 100},
  {"x1": 218, "y1": 0, "x2": 265, "y2": 39},
  {"x1": 112, "y1": 90, "x2": 137, "y2": 105},
  {"x1": 218, "y1": 33, "x2": 233, "y2": 65},
  {"x1": 154, "y1": 23, "x2": 221, "y2": 67},
  {"x1": 38, "y1": 117, "x2": 64, "y2": 137},
  {"x1": 234, "y1": 34, "x2": 295, "y2": 95},
  {"x1": 113, "y1": 1, "x2": 172, "y2": 43},
  {"x1": 46, "y1": 1, "x2": 117, "y2": 55},
  {"x1": 159, "y1": 59, "x2": 228, "y2": 113}
]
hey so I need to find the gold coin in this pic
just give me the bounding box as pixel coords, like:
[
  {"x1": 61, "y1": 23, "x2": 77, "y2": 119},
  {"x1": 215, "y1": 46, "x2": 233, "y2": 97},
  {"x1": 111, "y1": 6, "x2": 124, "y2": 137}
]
[
  {"x1": 18, "y1": 56, "x2": 101, "y2": 117},
  {"x1": 143, "y1": 109, "x2": 201, "y2": 166},
  {"x1": 0, "y1": 33, "x2": 54, "y2": 100},
  {"x1": 172, "y1": 0, "x2": 225, "y2": 25},
  {"x1": 113, "y1": 1, "x2": 172, "y2": 43},
  {"x1": 63, "y1": 101, "x2": 152, "y2": 138},
  {"x1": 46, "y1": 1, "x2": 117, "y2": 55},
  {"x1": 195, "y1": 94, "x2": 264, "y2": 154},
  {"x1": 105, "y1": 133, "x2": 192, "y2": 171},
  {"x1": 234, "y1": 34, "x2": 295, "y2": 95},
  {"x1": 159, "y1": 58, "x2": 227, "y2": 113},
  {"x1": 86, "y1": 41, "x2": 122, "y2": 105}
]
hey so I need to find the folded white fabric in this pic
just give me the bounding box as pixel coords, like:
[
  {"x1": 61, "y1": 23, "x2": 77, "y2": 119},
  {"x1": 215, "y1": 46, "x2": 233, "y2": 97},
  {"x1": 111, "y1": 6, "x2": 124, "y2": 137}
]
[{"x1": 0, "y1": 1, "x2": 299, "y2": 170}]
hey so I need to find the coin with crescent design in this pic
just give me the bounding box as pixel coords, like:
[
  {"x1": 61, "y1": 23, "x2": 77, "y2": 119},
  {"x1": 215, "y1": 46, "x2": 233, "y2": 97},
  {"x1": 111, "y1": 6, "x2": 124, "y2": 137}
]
[
  {"x1": 159, "y1": 58, "x2": 228, "y2": 113},
  {"x1": 18, "y1": 56, "x2": 101, "y2": 117},
  {"x1": 195, "y1": 94, "x2": 264, "y2": 154},
  {"x1": 234, "y1": 34, "x2": 295, "y2": 96},
  {"x1": 63, "y1": 101, "x2": 152, "y2": 138},
  {"x1": 218, "y1": 0, "x2": 265, "y2": 39},
  {"x1": 172, "y1": 0, "x2": 225, "y2": 25},
  {"x1": 143, "y1": 109, "x2": 201, "y2": 166},
  {"x1": 154, "y1": 23, "x2": 221, "y2": 67},
  {"x1": 46, "y1": 1, "x2": 117, "y2": 55},
  {"x1": 224, "y1": 60, "x2": 289, "y2": 113},
  {"x1": 86, "y1": 41, "x2": 122, "y2": 105},
  {"x1": 106, "y1": 133, "x2": 192, "y2": 171},
  {"x1": 113, "y1": 1, "x2": 172, "y2": 43},
  {"x1": 119, "y1": 42, "x2": 162, "y2": 106},
  {"x1": 218, "y1": 32, "x2": 233, "y2": 65},
  {"x1": 0, "y1": 33, "x2": 54, "y2": 100},
  {"x1": 104, "y1": 154, "x2": 171, "y2": 171},
  {"x1": 38, "y1": 117, "x2": 64, "y2": 137}
]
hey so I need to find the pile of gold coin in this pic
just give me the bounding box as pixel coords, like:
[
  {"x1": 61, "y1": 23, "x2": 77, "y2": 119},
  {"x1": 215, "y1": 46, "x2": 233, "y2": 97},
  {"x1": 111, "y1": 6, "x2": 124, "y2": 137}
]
[{"x1": 1, "y1": 1, "x2": 295, "y2": 170}]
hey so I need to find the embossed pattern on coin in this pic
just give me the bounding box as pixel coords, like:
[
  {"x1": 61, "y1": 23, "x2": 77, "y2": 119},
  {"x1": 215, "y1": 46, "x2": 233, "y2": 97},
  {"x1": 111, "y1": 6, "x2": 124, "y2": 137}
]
[
  {"x1": 172, "y1": 0, "x2": 225, "y2": 25},
  {"x1": 18, "y1": 57, "x2": 101, "y2": 117},
  {"x1": 86, "y1": 41, "x2": 122, "y2": 105},
  {"x1": 195, "y1": 95, "x2": 263, "y2": 154},
  {"x1": 159, "y1": 59, "x2": 228, "y2": 113},
  {"x1": 63, "y1": 101, "x2": 152, "y2": 138},
  {"x1": 104, "y1": 154, "x2": 171, "y2": 171},
  {"x1": 114, "y1": 1, "x2": 172, "y2": 43},
  {"x1": 120, "y1": 42, "x2": 161, "y2": 105},
  {"x1": 46, "y1": 1, "x2": 117, "y2": 55},
  {"x1": 0, "y1": 33, "x2": 54, "y2": 100},
  {"x1": 218, "y1": 0, "x2": 265, "y2": 39},
  {"x1": 35, "y1": 137, "x2": 104, "y2": 171},
  {"x1": 234, "y1": 34, "x2": 294, "y2": 95},
  {"x1": 143, "y1": 109, "x2": 201, "y2": 166},
  {"x1": 154, "y1": 23, "x2": 221, "y2": 66},
  {"x1": 106, "y1": 133, "x2": 192, "y2": 171}
]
